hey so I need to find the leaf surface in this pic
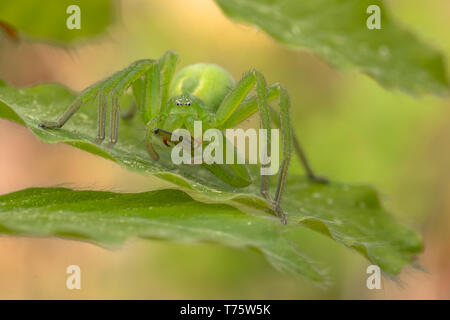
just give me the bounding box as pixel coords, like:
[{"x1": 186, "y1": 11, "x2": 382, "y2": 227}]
[
  {"x1": 0, "y1": 0, "x2": 113, "y2": 44},
  {"x1": 214, "y1": 0, "x2": 449, "y2": 94}
]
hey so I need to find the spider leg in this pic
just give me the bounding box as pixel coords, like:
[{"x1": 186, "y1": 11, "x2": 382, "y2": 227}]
[
  {"x1": 38, "y1": 81, "x2": 104, "y2": 129},
  {"x1": 107, "y1": 94, "x2": 120, "y2": 147},
  {"x1": 158, "y1": 50, "x2": 179, "y2": 110},
  {"x1": 143, "y1": 51, "x2": 179, "y2": 160},
  {"x1": 272, "y1": 86, "x2": 292, "y2": 221},
  {"x1": 213, "y1": 71, "x2": 255, "y2": 127},
  {"x1": 94, "y1": 92, "x2": 107, "y2": 144},
  {"x1": 128, "y1": 51, "x2": 178, "y2": 123},
  {"x1": 213, "y1": 70, "x2": 288, "y2": 223},
  {"x1": 114, "y1": 51, "x2": 177, "y2": 150},
  {"x1": 38, "y1": 59, "x2": 153, "y2": 145},
  {"x1": 92, "y1": 62, "x2": 145, "y2": 146},
  {"x1": 38, "y1": 51, "x2": 178, "y2": 156},
  {"x1": 220, "y1": 83, "x2": 280, "y2": 128},
  {"x1": 253, "y1": 71, "x2": 289, "y2": 224},
  {"x1": 218, "y1": 82, "x2": 327, "y2": 183},
  {"x1": 268, "y1": 106, "x2": 328, "y2": 183},
  {"x1": 140, "y1": 64, "x2": 163, "y2": 159},
  {"x1": 102, "y1": 60, "x2": 157, "y2": 148}
]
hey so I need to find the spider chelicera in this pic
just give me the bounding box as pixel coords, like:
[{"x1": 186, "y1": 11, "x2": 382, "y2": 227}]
[{"x1": 39, "y1": 50, "x2": 327, "y2": 224}]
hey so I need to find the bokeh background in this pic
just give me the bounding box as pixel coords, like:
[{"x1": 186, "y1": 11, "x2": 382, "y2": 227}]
[{"x1": 0, "y1": 0, "x2": 449, "y2": 299}]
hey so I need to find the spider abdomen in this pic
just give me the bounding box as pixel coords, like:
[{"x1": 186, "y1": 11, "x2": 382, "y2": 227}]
[{"x1": 169, "y1": 63, "x2": 235, "y2": 110}]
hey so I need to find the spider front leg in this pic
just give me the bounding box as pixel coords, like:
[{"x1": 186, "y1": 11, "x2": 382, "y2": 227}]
[
  {"x1": 143, "y1": 51, "x2": 180, "y2": 160},
  {"x1": 255, "y1": 72, "x2": 291, "y2": 224},
  {"x1": 220, "y1": 83, "x2": 328, "y2": 184},
  {"x1": 214, "y1": 70, "x2": 291, "y2": 224},
  {"x1": 271, "y1": 85, "x2": 292, "y2": 222}
]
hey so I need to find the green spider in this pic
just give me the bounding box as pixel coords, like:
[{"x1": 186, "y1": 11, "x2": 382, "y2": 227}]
[{"x1": 39, "y1": 50, "x2": 327, "y2": 224}]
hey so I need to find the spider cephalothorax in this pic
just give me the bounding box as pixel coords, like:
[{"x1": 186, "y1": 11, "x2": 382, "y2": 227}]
[{"x1": 39, "y1": 50, "x2": 327, "y2": 224}]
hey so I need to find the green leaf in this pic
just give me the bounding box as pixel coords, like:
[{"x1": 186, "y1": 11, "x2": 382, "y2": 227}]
[
  {"x1": 0, "y1": 82, "x2": 422, "y2": 280},
  {"x1": 0, "y1": 187, "x2": 327, "y2": 284},
  {"x1": 0, "y1": 0, "x2": 114, "y2": 44},
  {"x1": 213, "y1": 0, "x2": 449, "y2": 95}
]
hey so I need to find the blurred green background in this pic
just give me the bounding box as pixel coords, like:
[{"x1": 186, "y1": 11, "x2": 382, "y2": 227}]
[{"x1": 0, "y1": 0, "x2": 449, "y2": 299}]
